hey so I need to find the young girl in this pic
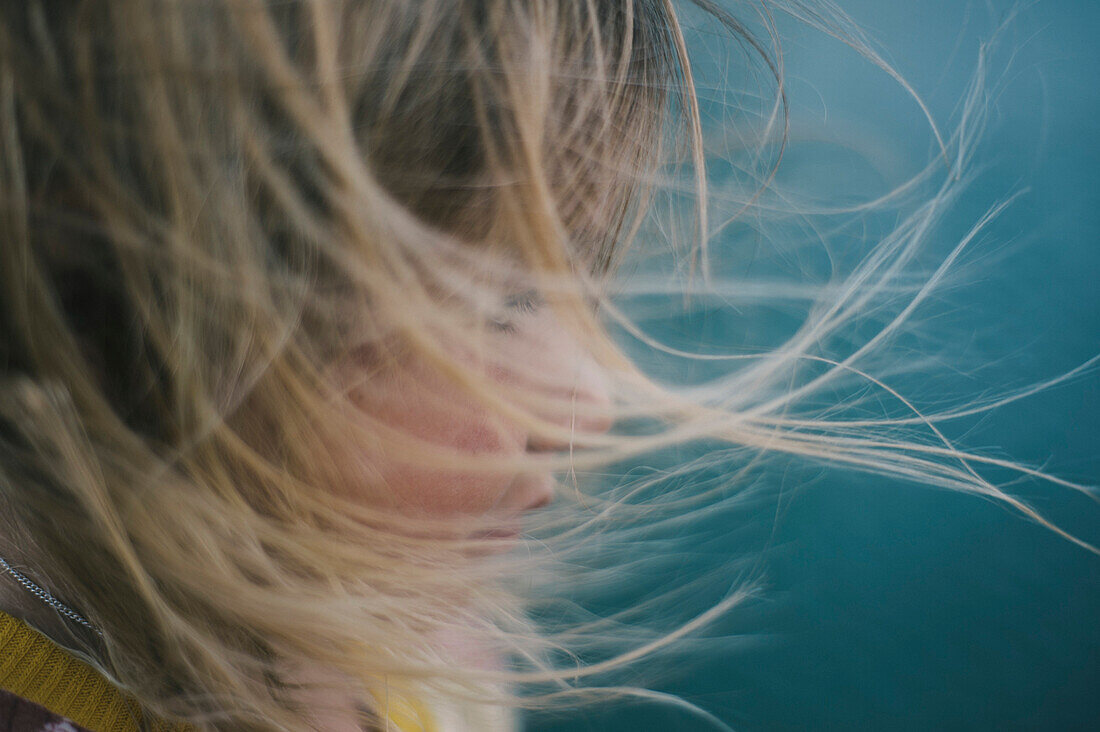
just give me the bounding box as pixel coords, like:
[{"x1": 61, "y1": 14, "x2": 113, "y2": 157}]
[{"x1": 0, "y1": 1, "x2": 1093, "y2": 730}]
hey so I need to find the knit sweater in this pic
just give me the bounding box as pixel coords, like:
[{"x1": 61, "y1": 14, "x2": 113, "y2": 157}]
[{"x1": 0, "y1": 610, "x2": 184, "y2": 731}]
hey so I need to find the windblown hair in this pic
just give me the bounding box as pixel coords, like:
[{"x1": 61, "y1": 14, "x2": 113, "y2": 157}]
[{"x1": 0, "y1": 0, "x2": 1092, "y2": 730}]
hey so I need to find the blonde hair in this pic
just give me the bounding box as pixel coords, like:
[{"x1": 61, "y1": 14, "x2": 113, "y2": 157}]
[{"x1": 0, "y1": 1, "x2": 1093, "y2": 729}]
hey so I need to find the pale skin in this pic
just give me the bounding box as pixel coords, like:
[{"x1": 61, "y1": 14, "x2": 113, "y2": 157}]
[{"x1": 339, "y1": 297, "x2": 614, "y2": 529}]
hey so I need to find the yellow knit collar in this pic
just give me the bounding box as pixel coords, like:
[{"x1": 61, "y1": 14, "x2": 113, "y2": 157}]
[
  {"x1": 0, "y1": 609, "x2": 187, "y2": 731},
  {"x1": 0, "y1": 609, "x2": 440, "y2": 731}
]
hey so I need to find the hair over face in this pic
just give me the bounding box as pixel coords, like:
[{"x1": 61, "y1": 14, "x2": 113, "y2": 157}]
[{"x1": 0, "y1": 1, "x2": 1092, "y2": 730}]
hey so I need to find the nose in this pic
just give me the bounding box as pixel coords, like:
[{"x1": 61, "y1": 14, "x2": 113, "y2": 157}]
[{"x1": 525, "y1": 355, "x2": 614, "y2": 452}]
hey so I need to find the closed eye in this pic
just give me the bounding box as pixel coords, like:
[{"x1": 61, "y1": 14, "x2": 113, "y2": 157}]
[
  {"x1": 488, "y1": 290, "x2": 542, "y2": 333},
  {"x1": 504, "y1": 290, "x2": 541, "y2": 314}
]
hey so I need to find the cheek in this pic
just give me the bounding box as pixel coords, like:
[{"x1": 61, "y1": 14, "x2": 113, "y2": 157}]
[
  {"x1": 348, "y1": 370, "x2": 527, "y2": 517},
  {"x1": 381, "y1": 464, "x2": 517, "y2": 517}
]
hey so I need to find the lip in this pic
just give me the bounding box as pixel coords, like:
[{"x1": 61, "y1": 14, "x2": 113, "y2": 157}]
[
  {"x1": 470, "y1": 518, "x2": 524, "y2": 547},
  {"x1": 471, "y1": 474, "x2": 554, "y2": 547},
  {"x1": 478, "y1": 526, "x2": 521, "y2": 540}
]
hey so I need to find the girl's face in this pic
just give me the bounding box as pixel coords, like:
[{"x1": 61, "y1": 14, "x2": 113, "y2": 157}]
[{"x1": 341, "y1": 297, "x2": 612, "y2": 535}]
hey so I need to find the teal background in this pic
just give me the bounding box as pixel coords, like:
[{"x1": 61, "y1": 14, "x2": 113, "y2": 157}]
[{"x1": 528, "y1": 1, "x2": 1099, "y2": 730}]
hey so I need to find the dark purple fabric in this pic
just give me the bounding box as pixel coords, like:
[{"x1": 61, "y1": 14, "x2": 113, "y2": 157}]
[{"x1": 0, "y1": 688, "x2": 90, "y2": 732}]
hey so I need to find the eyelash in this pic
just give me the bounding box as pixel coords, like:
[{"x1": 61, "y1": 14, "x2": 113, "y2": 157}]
[{"x1": 488, "y1": 290, "x2": 541, "y2": 333}]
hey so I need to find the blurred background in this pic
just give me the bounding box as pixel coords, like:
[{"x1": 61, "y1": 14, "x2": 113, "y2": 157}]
[{"x1": 528, "y1": 1, "x2": 1099, "y2": 729}]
